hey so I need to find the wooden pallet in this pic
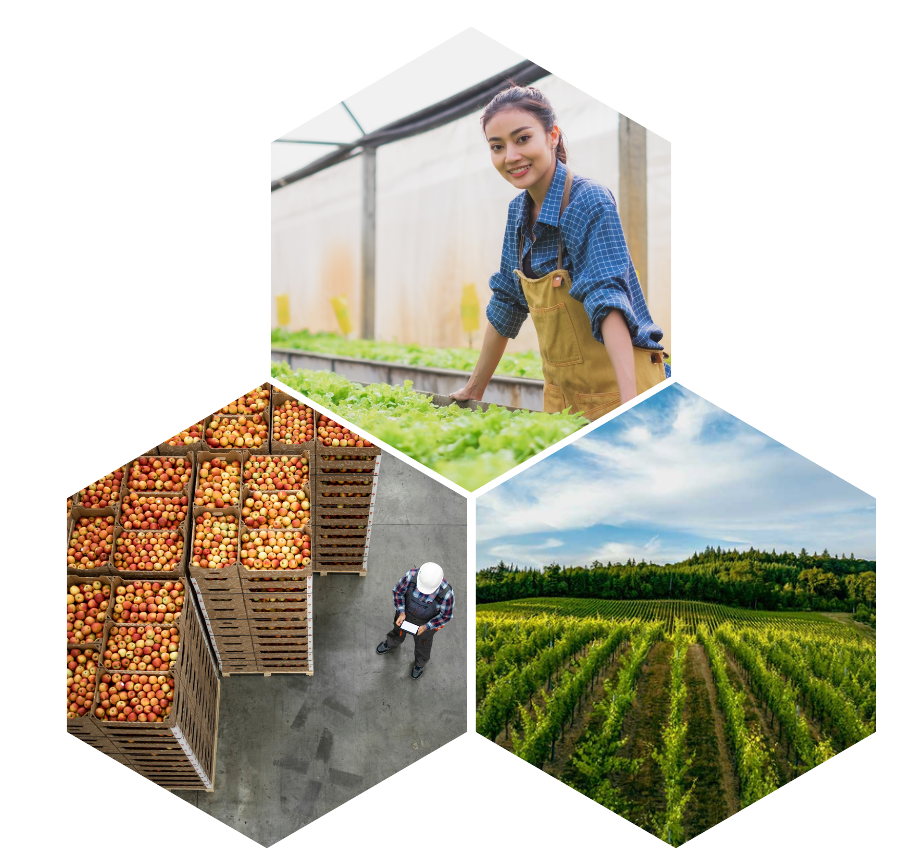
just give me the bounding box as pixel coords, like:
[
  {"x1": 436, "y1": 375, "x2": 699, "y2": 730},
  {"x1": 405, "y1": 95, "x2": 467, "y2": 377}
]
[{"x1": 316, "y1": 568, "x2": 366, "y2": 577}]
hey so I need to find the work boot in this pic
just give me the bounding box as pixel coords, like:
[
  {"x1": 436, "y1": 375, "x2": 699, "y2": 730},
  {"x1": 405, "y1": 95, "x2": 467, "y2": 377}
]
[
  {"x1": 411, "y1": 664, "x2": 425, "y2": 679},
  {"x1": 376, "y1": 641, "x2": 391, "y2": 654}
]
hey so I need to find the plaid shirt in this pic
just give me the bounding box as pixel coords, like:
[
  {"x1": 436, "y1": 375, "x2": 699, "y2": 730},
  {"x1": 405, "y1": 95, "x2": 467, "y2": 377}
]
[
  {"x1": 486, "y1": 159, "x2": 668, "y2": 362},
  {"x1": 393, "y1": 568, "x2": 454, "y2": 631}
]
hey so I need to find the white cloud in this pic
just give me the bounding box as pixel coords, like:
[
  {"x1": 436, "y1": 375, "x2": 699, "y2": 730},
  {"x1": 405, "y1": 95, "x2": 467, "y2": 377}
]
[{"x1": 477, "y1": 388, "x2": 875, "y2": 559}]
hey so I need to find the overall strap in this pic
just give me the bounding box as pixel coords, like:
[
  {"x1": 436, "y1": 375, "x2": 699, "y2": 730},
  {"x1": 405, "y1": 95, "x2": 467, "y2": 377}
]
[{"x1": 556, "y1": 164, "x2": 573, "y2": 269}]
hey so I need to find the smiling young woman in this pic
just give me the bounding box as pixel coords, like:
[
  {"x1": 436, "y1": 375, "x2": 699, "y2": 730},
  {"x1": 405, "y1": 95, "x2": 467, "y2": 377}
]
[{"x1": 449, "y1": 84, "x2": 669, "y2": 421}]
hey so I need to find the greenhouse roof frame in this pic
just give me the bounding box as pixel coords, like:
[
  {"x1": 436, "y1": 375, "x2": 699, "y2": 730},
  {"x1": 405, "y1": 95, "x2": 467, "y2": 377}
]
[{"x1": 271, "y1": 59, "x2": 549, "y2": 191}]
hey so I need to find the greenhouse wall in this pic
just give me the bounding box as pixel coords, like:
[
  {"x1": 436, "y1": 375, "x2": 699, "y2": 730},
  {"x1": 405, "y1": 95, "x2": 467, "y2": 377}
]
[{"x1": 271, "y1": 75, "x2": 672, "y2": 355}]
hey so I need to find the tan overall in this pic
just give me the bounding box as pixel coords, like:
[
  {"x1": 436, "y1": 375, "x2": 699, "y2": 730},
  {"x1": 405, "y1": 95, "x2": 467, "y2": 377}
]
[{"x1": 514, "y1": 167, "x2": 666, "y2": 421}]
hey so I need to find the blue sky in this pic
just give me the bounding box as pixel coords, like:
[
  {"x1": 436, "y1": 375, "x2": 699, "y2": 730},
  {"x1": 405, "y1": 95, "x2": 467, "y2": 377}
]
[{"x1": 476, "y1": 384, "x2": 876, "y2": 570}]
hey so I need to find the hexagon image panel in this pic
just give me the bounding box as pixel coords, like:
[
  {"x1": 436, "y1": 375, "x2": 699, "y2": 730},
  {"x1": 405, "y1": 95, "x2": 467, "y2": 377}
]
[
  {"x1": 67, "y1": 383, "x2": 466, "y2": 847},
  {"x1": 271, "y1": 29, "x2": 671, "y2": 492},
  {"x1": 475, "y1": 383, "x2": 875, "y2": 847}
]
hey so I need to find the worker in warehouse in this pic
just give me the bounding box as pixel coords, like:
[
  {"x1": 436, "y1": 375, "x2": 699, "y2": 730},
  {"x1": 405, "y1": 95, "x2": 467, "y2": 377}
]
[{"x1": 376, "y1": 562, "x2": 453, "y2": 680}]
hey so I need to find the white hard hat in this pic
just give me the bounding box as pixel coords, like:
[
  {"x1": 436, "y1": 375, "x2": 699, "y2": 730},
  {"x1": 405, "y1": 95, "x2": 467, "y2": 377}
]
[{"x1": 416, "y1": 562, "x2": 444, "y2": 594}]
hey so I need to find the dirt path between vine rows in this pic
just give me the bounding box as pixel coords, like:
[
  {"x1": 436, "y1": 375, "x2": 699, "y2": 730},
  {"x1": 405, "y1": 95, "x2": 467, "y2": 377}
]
[
  {"x1": 724, "y1": 652, "x2": 791, "y2": 783},
  {"x1": 609, "y1": 641, "x2": 672, "y2": 831},
  {"x1": 683, "y1": 643, "x2": 738, "y2": 838}
]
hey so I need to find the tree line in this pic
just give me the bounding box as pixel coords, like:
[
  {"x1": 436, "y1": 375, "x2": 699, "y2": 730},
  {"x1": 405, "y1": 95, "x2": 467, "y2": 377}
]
[{"x1": 476, "y1": 547, "x2": 876, "y2": 613}]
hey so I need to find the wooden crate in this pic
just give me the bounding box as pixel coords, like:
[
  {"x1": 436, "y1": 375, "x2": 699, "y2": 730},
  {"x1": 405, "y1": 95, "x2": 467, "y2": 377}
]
[
  {"x1": 66, "y1": 573, "x2": 115, "y2": 649},
  {"x1": 201, "y1": 617, "x2": 252, "y2": 637},
  {"x1": 314, "y1": 544, "x2": 365, "y2": 556},
  {"x1": 314, "y1": 506, "x2": 371, "y2": 528},
  {"x1": 239, "y1": 575, "x2": 311, "y2": 592},
  {"x1": 247, "y1": 620, "x2": 310, "y2": 640},
  {"x1": 242, "y1": 594, "x2": 309, "y2": 618},
  {"x1": 192, "y1": 587, "x2": 248, "y2": 619},
  {"x1": 67, "y1": 507, "x2": 117, "y2": 576},
  {"x1": 317, "y1": 444, "x2": 381, "y2": 458},
  {"x1": 315, "y1": 454, "x2": 379, "y2": 475},
  {"x1": 110, "y1": 523, "x2": 189, "y2": 578},
  {"x1": 270, "y1": 391, "x2": 316, "y2": 454},
  {"x1": 314, "y1": 526, "x2": 366, "y2": 541},
  {"x1": 191, "y1": 571, "x2": 243, "y2": 593}
]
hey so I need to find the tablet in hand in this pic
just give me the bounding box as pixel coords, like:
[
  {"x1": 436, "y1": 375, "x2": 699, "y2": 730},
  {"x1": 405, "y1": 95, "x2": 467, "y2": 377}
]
[{"x1": 400, "y1": 620, "x2": 419, "y2": 635}]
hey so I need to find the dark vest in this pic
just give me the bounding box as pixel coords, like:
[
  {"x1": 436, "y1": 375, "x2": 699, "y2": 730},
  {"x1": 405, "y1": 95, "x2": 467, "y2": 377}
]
[{"x1": 404, "y1": 578, "x2": 452, "y2": 627}]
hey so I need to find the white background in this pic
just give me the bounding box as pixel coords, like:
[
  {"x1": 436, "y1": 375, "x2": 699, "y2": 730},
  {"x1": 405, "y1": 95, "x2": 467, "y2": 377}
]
[{"x1": 4, "y1": 1, "x2": 891, "y2": 863}]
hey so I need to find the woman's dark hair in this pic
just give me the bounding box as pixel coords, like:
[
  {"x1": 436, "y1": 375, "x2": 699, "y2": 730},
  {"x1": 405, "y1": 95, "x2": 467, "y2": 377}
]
[{"x1": 480, "y1": 83, "x2": 568, "y2": 163}]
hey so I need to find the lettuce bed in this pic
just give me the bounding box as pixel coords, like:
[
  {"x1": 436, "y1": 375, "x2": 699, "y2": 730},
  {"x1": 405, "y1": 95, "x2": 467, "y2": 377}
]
[
  {"x1": 271, "y1": 363, "x2": 587, "y2": 491},
  {"x1": 271, "y1": 329, "x2": 545, "y2": 381}
]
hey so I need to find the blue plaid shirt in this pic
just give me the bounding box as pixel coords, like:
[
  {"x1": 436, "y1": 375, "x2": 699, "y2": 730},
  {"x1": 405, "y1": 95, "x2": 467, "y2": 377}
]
[
  {"x1": 393, "y1": 568, "x2": 454, "y2": 631},
  {"x1": 486, "y1": 159, "x2": 667, "y2": 360}
]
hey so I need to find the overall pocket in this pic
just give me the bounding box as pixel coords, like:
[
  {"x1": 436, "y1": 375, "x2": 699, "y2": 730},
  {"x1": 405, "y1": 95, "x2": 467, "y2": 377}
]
[
  {"x1": 574, "y1": 391, "x2": 621, "y2": 422},
  {"x1": 530, "y1": 303, "x2": 583, "y2": 367},
  {"x1": 543, "y1": 383, "x2": 566, "y2": 414}
]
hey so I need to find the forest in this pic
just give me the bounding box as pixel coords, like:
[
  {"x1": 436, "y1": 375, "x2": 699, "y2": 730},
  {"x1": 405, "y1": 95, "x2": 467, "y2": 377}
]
[{"x1": 476, "y1": 547, "x2": 876, "y2": 615}]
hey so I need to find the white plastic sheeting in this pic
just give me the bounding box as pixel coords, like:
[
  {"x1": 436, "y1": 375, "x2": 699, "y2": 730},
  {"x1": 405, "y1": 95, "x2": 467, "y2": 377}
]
[{"x1": 271, "y1": 75, "x2": 672, "y2": 355}]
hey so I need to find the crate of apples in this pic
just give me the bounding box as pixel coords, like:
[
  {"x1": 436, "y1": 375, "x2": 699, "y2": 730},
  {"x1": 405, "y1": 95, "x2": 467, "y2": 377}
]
[
  {"x1": 272, "y1": 399, "x2": 314, "y2": 446},
  {"x1": 218, "y1": 386, "x2": 271, "y2": 415},
  {"x1": 68, "y1": 515, "x2": 115, "y2": 570},
  {"x1": 68, "y1": 580, "x2": 111, "y2": 643},
  {"x1": 195, "y1": 457, "x2": 241, "y2": 506},
  {"x1": 120, "y1": 493, "x2": 189, "y2": 529},
  {"x1": 113, "y1": 529, "x2": 185, "y2": 573},
  {"x1": 104, "y1": 623, "x2": 179, "y2": 671},
  {"x1": 317, "y1": 415, "x2": 373, "y2": 447},
  {"x1": 67, "y1": 648, "x2": 99, "y2": 719},
  {"x1": 112, "y1": 580, "x2": 184, "y2": 624},
  {"x1": 317, "y1": 479, "x2": 373, "y2": 501},
  {"x1": 127, "y1": 456, "x2": 192, "y2": 492},
  {"x1": 242, "y1": 489, "x2": 310, "y2": 529},
  {"x1": 205, "y1": 414, "x2": 268, "y2": 449},
  {"x1": 191, "y1": 513, "x2": 239, "y2": 569},
  {"x1": 95, "y1": 671, "x2": 175, "y2": 723},
  {"x1": 243, "y1": 454, "x2": 309, "y2": 490},
  {"x1": 78, "y1": 468, "x2": 125, "y2": 509},
  {"x1": 164, "y1": 423, "x2": 203, "y2": 448},
  {"x1": 319, "y1": 455, "x2": 377, "y2": 474},
  {"x1": 240, "y1": 528, "x2": 311, "y2": 571}
]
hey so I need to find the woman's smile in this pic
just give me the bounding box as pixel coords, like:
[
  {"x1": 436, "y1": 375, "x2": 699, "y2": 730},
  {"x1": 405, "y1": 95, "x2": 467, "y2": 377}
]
[{"x1": 485, "y1": 106, "x2": 559, "y2": 203}]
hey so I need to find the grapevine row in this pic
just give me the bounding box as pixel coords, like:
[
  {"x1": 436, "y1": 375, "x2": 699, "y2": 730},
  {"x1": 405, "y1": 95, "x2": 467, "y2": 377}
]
[
  {"x1": 563, "y1": 624, "x2": 665, "y2": 815},
  {"x1": 715, "y1": 626, "x2": 835, "y2": 774},
  {"x1": 738, "y1": 629, "x2": 873, "y2": 749},
  {"x1": 512, "y1": 625, "x2": 634, "y2": 769},
  {"x1": 696, "y1": 625, "x2": 778, "y2": 807},
  {"x1": 476, "y1": 618, "x2": 610, "y2": 741},
  {"x1": 651, "y1": 626, "x2": 694, "y2": 847}
]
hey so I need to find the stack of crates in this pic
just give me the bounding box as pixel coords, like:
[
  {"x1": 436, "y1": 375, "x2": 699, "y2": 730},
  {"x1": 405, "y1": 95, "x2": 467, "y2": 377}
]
[
  {"x1": 66, "y1": 574, "x2": 219, "y2": 790},
  {"x1": 187, "y1": 388, "x2": 315, "y2": 675},
  {"x1": 313, "y1": 445, "x2": 381, "y2": 576}
]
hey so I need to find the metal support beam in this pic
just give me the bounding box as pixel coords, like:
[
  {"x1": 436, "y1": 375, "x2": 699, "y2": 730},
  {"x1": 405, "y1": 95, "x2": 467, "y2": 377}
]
[
  {"x1": 361, "y1": 146, "x2": 377, "y2": 340},
  {"x1": 618, "y1": 116, "x2": 649, "y2": 299}
]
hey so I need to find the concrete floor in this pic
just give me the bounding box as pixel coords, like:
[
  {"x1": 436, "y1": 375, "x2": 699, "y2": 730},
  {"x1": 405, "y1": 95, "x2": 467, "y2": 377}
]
[{"x1": 174, "y1": 453, "x2": 467, "y2": 846}]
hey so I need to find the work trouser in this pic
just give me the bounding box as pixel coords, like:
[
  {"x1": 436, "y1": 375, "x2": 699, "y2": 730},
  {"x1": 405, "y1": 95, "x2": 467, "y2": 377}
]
[{"x1": 385, "y1": 612, "x2": 435, "y2": 667}]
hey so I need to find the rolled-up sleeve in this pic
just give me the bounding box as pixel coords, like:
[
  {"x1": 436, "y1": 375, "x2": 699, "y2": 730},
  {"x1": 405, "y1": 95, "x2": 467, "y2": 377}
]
[
  {"x1": 565, "y1": 196, "x2": 663, "y2": 350},
  {"x1": 485, "y1": 201, "x2": 529, "y2": 339},
  {"x1": 427, "y1": 587, "x2": 454, "y2": 630},
  {"x1": 393, "y1": 570, "x2": 413, "y2": 612}
]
